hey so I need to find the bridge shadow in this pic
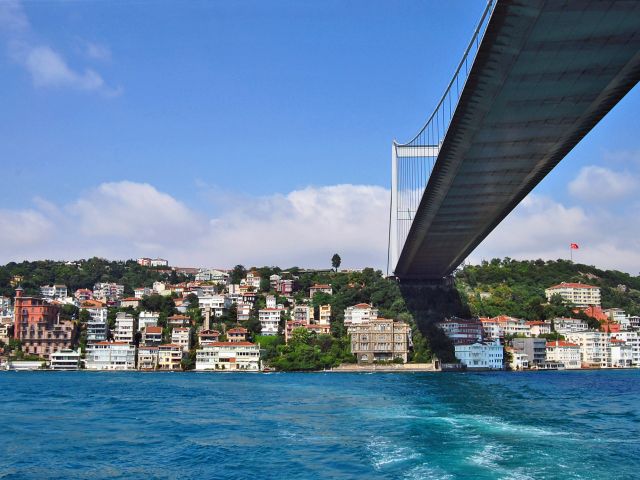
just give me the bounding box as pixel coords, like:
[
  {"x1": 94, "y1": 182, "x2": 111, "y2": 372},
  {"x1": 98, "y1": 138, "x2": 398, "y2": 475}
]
[{"x1": 399, "y1": 280, "x2": 470, "y2": 363}]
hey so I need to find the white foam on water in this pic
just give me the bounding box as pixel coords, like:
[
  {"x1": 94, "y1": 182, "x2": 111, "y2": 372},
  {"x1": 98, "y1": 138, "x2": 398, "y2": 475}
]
[
  {"x1": 469, "y1": 443, "x2": 505, "y2": 469},
  {"x1": 366, "y1": 437, "x2": 421, "y2": 470},
  {"x1": 402, "y1": 463, "x2": 454, "y2": 480},
  {"x1": 456, "y1": 414, "x2": 568, "y2": 437},
  {"x1": 467, "y1": 442, "x2": 538, "y2": 480}
]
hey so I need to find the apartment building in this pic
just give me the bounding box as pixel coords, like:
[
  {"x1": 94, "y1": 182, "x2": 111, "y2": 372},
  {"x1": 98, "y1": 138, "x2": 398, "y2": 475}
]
[
  {"x1": 258, "y1": 309, "x2": 282, "y2": 336},
  {"x1": 113, "y1": 312, "x2": 136, "y2": 344},
  {"x1": 85, "y1": 342, "x2": 136, "y2": 370},
  {"x1": 545, "y1": 282, "x2": 601, "y2": 307}
]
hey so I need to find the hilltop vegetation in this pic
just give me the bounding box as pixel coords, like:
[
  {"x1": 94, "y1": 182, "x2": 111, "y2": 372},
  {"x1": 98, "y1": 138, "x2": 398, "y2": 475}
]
[
  {"x1": 0, "y1": 258, "x2": 187, "y2": 297},
  {"x1": 456, "y1": 258, "x2": 640, "y2": 319}
]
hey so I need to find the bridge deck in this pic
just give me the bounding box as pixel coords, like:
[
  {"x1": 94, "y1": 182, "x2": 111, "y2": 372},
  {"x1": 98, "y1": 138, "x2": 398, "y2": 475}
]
[{"x1": 395, "y1": 0, "x2": 640, "y2": 280}]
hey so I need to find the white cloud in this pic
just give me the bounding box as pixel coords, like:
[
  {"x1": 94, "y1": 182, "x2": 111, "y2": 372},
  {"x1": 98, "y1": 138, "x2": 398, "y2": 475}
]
[
  {"x1": 0, "y1": 209, "x2": 53, "y2": 248},
  {"x1": 70, "y1": 181, "x2": 204, "y2": 243},
  {"x1": 0, "y1": 0, "x2": 119, "y2": 95},
  {"x1": 569, "y1": 165, "x2": 637, "y2": 201},
  {"x1": 24, "y1": 45, "x2": 105, "y2": 90},
  {"x1": 0, "y1": 182, "x2": 390, "y2": 270},
  {"x1": 471, "y1": 193, "x2": 640, "y2": 274},
  {"x1": 2, "y1": 177, "x2": 639, "y2": 274}
]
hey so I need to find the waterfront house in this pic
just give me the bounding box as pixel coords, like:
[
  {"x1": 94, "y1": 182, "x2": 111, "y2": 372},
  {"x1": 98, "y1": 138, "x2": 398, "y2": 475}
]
[
  {"x1": 195, "y1": 342, "x2": 260, "y2": 371},
  {"x1": 137, "y1": 346, "x2": 159, "y2": 370},
  {"x1": 50, "y1": 349, "x2": 80, "y2": 370},
  {"x1": 85, "y1": 342, "x2": 136, "y2": 370},
  {"x1": 546, "y1": 341, "x2": 580, "y2": 369},
  {"x1": 350, "y1": 318, "x2": 410, "y2": 364},
  {"x1": 158, "y1": 344, "x2": 183, "y2": 370},
  {"x1": 454, "y1": 340, "x2": 503, "y2": 370}
]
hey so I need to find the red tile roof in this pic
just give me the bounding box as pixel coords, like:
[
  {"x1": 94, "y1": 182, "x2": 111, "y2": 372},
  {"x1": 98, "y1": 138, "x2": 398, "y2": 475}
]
[
  {"x1": 353, "y1": 303, "x2": 372, "y2": 309},
  {"x1": 228, "y1": 327, "x2": 248, "y2": 334},
  {"x1": 145, "y1": 326, "x2": 162, "y2": 334},
  {"x1": 548, "y1": 282, "x2": 598, "y2": 289}
]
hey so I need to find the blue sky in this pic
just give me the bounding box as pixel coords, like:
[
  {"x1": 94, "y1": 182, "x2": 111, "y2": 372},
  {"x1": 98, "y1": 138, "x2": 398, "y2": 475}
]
[{"x1": 1, "y1": 0, "x2": 640, "y2": 272}]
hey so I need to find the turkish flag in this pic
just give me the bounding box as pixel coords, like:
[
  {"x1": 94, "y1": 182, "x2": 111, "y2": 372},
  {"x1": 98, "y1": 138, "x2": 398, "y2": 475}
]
[{"x1": 570, "y1": 243, "x2": 579, "y2": 249}]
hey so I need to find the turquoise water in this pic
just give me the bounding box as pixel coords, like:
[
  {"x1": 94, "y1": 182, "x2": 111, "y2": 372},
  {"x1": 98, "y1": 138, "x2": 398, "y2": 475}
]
[{"x1": 0, "y1": 370, "x2": 638, "y2": 479}]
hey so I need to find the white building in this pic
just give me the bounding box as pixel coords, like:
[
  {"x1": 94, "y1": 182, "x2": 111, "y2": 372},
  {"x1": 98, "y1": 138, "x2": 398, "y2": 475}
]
[
  {"x1": 610, "y1": 339, "x2": 634, "y2": 368},
  {"x1": 612, "y1": 331, "x2": 640, "y2": 365},
  {"x1": 0, "y1": 296, "x2": 11, "y2": 315},
  {"x1": 40, "y1": 284, "x2": 68, "y2": 300},
  {"x1": 50, "y1": 349, "x2": 80, "y2": 370},
  {"x1": 199, "y1": 295, "x2": 231, "y2": 317},
  {"x1": 553, "y1": 317, "x2": 589, "y2": 334},
  {"x1": 545, "y1": 282, "x2": 601, "y2": 307},
  {"x1": 134, "y1": 287, "x2": 152, "y2": 299},
  {"x1": 153, "y1": 281, "x2": 168, "y2": 294},
  {"x1": 527, "y1": 321, "x2": 552, "y2": 336},
  {"x1": 138, "y1": 311, "x2": 160, "y2": 330},
  {"x1": 150, "y1": 258, "x2": 168, "y2": 267},
  {"x1": 259, "y1": 308, "x2": 282, "y2": 335},
  {"x1": 85, "y1": 306, "x2": 108, "y2": 344},
  {"x1": 266, "y1": 295, "x2": 277, "y2": 309},
  {"x1": 195, "y1": 269, "x2": 229, "y2": 285},
  {"x1": 93, "y1": 283, "x2": 125, "y2": 301},
  {"x1": 546, "y1": 341, "x2": 581, "y2": 369},
  {"x1": 309, "y1": 284, "x2": 332, "y2": 297},
  {"x1": 114, "y1": 312, "x2": 136, "y2": 344},
  {"x1": 565, "y1": 331, "x2": 610, "y2": 368},
  {"x1": 236, "y1": 303, "x2": 252, "y2": 322},
  {"x1": 454, "y1": 341, "x2": 503, "y2": 370},
  {"x1": 344, "y1": 303, "x2": 378, "y2": 327},
  {"x1": 195, "y1": 342, "x2": 260, "y2": 371},
  {"x1": 244, "y1": 272, "x2": 262, "y2": 290},
  {"x1": 85, "y1": 342, "x2": 136, "y2": 370},
  {"x1": 509, "y1": 350, "x2": 529, "y2": 370},
  {"x1": 172, "y1": 327, "x2": 191, "y2": 352}
]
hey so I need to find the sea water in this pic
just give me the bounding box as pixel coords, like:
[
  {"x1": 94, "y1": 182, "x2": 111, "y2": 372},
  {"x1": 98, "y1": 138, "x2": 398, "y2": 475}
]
[{"x1": 0, "y1": 370, "x2": 638, "y2": 479}]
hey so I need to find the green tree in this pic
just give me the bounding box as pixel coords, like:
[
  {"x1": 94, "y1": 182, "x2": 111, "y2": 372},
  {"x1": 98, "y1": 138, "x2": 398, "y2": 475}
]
[
  {"x1": 331, "y1": 253, "x2": 341, "y2": 272},
  {"x1": 230, "y1": 265, "x2": 246, "y2": 285}
]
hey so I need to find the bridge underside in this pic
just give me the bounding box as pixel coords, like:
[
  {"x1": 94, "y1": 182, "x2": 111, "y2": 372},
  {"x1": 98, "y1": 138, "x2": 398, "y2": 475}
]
[{"x1": 396, "y1": 0, "x2": 640, "y2": 280}]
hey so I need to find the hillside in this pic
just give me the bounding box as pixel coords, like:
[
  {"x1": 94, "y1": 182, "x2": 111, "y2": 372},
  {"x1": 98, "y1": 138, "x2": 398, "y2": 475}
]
[
  {"x1": 0, "y1": 258, "x2": 186, "y2": 297},
  {"x1": 455, "y1": 258, "x2": 640, "y2": 319}
]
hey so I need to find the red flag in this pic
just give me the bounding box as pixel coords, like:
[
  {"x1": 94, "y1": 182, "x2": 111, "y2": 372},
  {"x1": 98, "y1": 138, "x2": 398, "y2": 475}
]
[{"x1": 570, "y1": 243, "x2": 579, "y2": 249}]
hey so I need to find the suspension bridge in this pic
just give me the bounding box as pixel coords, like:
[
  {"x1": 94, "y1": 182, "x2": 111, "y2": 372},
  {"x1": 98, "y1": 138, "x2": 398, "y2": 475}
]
[{"x1": 389, "y1": 0, "x2": 640, "y2": 281}]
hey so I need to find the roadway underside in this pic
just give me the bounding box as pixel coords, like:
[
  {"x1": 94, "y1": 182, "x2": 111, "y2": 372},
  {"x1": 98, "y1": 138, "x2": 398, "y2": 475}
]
[{"x1": 396, "y1": 0, "x2": 640, "y2": 280}]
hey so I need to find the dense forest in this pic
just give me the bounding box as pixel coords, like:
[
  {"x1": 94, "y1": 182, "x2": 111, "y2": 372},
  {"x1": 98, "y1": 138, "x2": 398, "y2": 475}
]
[{"x1": 456, "y1": 258, "x2": 640, "y2": 319}]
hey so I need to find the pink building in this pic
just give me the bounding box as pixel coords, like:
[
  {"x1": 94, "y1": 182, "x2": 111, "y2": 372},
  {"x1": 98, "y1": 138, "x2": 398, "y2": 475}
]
[{"x1": 13, "y1": 288, "x2": 76, "y2": 359}]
